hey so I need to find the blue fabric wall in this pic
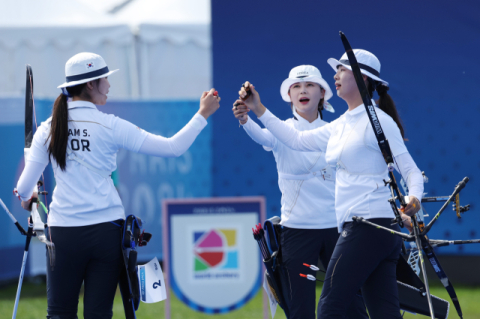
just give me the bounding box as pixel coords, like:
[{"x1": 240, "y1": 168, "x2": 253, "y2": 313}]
[{"x1": 211, "y1": 0, "x2": 480, "y2": 254}]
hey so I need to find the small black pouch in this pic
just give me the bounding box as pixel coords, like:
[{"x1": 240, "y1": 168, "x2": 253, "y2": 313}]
[
  {"x1": 262, "y1": 216, "x2": 290, "y2": 317},
  {"x1": 118, "y1": 215, "x2": 152, "y2": 318}
]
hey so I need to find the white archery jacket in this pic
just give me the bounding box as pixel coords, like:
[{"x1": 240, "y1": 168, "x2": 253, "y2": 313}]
[{"x1": 242, "y1": 108, "x2": 337, "y2": 229}]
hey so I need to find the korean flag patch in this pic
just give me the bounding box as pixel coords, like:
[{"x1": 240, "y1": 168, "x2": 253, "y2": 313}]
[{"x1": 86, "y1": 62, "x2": 95, "y2": 70}]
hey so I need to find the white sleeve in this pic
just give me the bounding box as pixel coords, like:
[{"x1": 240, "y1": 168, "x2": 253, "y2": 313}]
[
  {"x1": 138, "y1": 113, "x2": 207, "y2": 157},
  {"x1": 16, "y1": 161, "x2": 48, "y2": 201},
  {"x1": 113, "y1": 117, "x2": 149, "y2": 153},
  {"x1": 17, "y1": 122, "x2": 50, "y2": 201},
  {"x1": 242, "y1": 116, "x2": 277, "y2": 151},
  {"x1": 27, "y1": 122, "x2": 50, "y2": 165},
  {"x1": 394, "y1": 152, "x2": 424, "y2": 201},
  {"x1": 257, "y1": 109, "x2": 331, "y2": 152}
]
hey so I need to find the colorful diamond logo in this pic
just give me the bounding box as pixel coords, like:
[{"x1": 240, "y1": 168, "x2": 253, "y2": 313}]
[{"x1": 193, "y1": 229, "x2": 238, "y2": 271}]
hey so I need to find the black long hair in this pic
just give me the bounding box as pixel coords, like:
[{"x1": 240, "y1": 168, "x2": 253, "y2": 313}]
[
  {"x1": 367, "y1": 79, "x2": 406, "y2": 139},
  {"x1": 317, "y1": 97, "x2": 325, "y2": 120},
  {"x1": 47, "y1": 83, "x2": 90, "y2": 170}
]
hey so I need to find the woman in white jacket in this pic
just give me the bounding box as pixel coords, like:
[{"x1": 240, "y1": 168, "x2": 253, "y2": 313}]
[
  {"x1": 233, "y1": 65, "x2": 367, "y2": 319},
  {"x1": 15, "y1": 52, "x2": 220, "y2": 319},
  {"x1": 238, "y1": 50, "x2": 421, "y2": 319}
]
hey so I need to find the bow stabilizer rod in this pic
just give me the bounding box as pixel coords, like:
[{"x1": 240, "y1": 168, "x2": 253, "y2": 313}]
[
  {"x1": 0, "y1": 199, "x2": 27, "y2": 236},
  {"x1": 422, "y1": 177, "x2": 469, "y2": 235}
]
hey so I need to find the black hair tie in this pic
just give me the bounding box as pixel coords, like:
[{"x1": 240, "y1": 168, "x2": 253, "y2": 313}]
[
  {"x1": 61, "y1": 88, "x2": 73, "y2": 98},
  {"x1": 376, "y1": 84, "x2": 389, "y2": 96}
]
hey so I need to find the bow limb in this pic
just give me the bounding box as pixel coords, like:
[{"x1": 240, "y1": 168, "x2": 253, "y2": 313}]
[
  {"x1": 25, "y1": 65, "x2": 56, "y2": 267},
  {"x1": 24, "y1": 65, "x2": 44, "y2": 232},
  {"x1": 420, "y1": 236, "x2": 463, "y2": 318}
]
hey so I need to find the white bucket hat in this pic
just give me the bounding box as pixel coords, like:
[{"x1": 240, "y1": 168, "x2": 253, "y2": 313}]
[
  {"x1": 57, "y1": 52, "x2": 119, "y2": 89},
  {"x1": 280, "y1": 65, "x2": 334, "y2": 113},
  {"x1": 327, "y1": 49, "x2": 388, "y2": 86}
]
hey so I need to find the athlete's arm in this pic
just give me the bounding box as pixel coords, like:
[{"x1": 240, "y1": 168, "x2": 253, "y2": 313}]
[
  {"x1": 372, "y1": 114, "x2": 423, "y2": 216},
  {"x1": 242, "y1": 116, "x2": 276, "y2": 149},
  {"x1": 232, "y1": 100, "x2": 276, "y2": 149},
  {"x1": 258, "y1": 109, "x2": 330, "y2": 152},
  {"x1": 16, "y1": 123, "x2": 50, "y2": 203},
  {"x1": 138, "y1": 114, "x2": 207, "y2": 157},
  {"x1": 16, "y1": 161, "x2": 47, "y2": 202},
  {"x1": 118, "y1": 89, "x2": 219, "y2": 157},
  {"x1": 394, "y1": 152, "x2": 423, "y2": 216},
  {"x1": 239, "y1": 82, "x2": 331, "y2": 152}
]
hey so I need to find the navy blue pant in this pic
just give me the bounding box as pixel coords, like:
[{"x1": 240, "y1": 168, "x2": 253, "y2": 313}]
[
  {"x1": 317, "y1": 218, "x2": 403, "y2": 319},
  {"x1": 46, "y1": 221, "x2": 123, "y2": 319},
  {"x1": 279, "y1": 226, "x2": 368, "y2": 319}
]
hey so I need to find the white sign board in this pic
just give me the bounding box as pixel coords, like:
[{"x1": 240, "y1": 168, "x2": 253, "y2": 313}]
[{"x1": 162, "y1": 197, "x2": 267, "y2": 317}]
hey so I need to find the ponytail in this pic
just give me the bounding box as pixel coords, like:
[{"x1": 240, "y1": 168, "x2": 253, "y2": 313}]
[
  {"x1": 317, "y1": 98, "x2": 324, "y2": 120},
  {"x1": 367, "y1": 79, "x2": 406, "y2": 140},
  {"x1": 48, "y1": 94, "x2": 69, "y2": 170},
  {"x1": 47, "y1": 83, "x2": 89, "y2": 170}
]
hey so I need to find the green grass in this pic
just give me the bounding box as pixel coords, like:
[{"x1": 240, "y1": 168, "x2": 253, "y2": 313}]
[{"x1": 1, "y1": 281, "x2": 480, "y2": 318}]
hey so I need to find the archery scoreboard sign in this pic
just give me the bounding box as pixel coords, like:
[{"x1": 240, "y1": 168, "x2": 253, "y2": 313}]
[{"x1": 162, "y1": 197, "x2": 267, "y2": 318}]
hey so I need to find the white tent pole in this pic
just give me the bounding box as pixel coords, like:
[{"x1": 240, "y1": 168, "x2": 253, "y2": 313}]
[
  {"x1": 139, "y1": 37, "x2": 150, "y2": 99},
  {"x1": 127, "y1": 36, "x2": 140, "y2": 98}
]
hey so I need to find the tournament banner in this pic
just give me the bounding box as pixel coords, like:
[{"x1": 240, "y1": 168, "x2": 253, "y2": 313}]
[{"x1": 162, "y1": 197, "x2": 267, "y2": 318}]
